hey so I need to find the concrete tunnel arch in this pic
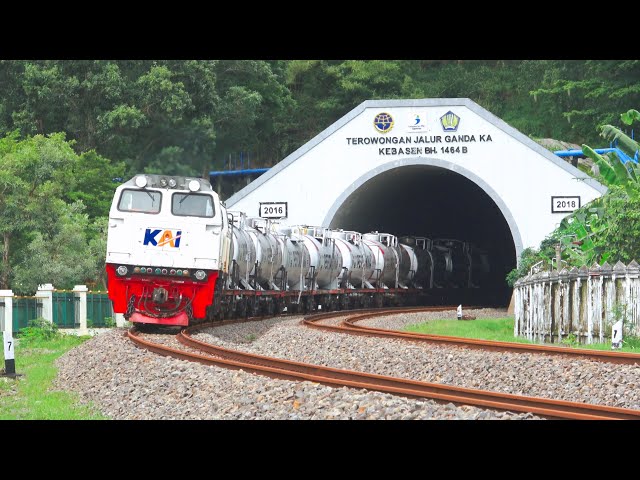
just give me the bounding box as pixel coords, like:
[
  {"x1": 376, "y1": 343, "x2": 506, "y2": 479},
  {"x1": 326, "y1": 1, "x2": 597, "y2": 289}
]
[
  {"x1": 322, "y1": 158, "x2": 522, "y2": 304},
  {"x1": 322, "y1": 156, "x2": 522, "y2": 255}
]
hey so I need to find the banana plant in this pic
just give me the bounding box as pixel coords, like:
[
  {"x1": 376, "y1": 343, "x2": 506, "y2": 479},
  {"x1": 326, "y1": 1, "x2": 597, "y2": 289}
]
[
  {"x1": 582, "y1": 109, "x2": 640, "y2": 192},
  {"x1": 557, "y1": 208, "x2": 609, "y2": 266}
]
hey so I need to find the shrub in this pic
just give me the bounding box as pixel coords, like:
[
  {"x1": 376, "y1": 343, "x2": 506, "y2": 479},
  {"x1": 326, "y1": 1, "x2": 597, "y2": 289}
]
[{"x1": 18, "y1": 318, "x2": 60, "y2": 341}]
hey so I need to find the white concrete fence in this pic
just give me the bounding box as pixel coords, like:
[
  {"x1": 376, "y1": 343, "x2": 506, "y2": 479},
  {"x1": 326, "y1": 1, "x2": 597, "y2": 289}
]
[
  {"x1": 0, "y1": 284, "x2": 126, "y2": 338},
  {"x1": 513, "y1": 261, "x2": 640, "y2": 344}
]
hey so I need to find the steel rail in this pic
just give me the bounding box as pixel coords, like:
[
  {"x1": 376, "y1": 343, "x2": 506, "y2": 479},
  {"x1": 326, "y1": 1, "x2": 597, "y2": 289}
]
[
  {"x1": 302, "y1": 307, "x2": 640, "y2": 365},
  {"x1": 127, "y1": 326, "x2": 640, "y2": 420}
]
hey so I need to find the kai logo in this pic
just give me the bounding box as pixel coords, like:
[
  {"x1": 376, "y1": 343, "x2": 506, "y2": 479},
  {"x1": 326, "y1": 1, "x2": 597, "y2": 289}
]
[{"x1": 143, "y1": 228, "x2": 182, "y2": 248}]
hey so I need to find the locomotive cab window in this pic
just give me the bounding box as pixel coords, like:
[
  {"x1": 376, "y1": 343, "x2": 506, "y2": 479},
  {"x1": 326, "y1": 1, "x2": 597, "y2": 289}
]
[
  {"x1": 118, "y1": 189, "x2": 162, "y2": 214},
  {"x1": 172, "y1": 193, "x2": 215, "y2": 218}
]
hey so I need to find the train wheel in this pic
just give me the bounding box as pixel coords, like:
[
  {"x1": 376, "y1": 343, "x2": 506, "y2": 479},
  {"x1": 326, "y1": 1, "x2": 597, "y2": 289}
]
[
  {"x1": 266, "y1": 300, "x2": 275, "y2": 316},
  {"x1": 337, "y1": 295, "x2": 345, "y2": 311},
  {"x1": 374, "y1": 294, "x2": 383, "y2": 309},
  {"x1": 274, "y1": 298, "x2": 284, "y2": 315},
  {"x1": 362, "y1": 295, "x2": 372, "y2": 309},
  {"x1": 302, "y1": 296, "x2": 315, "y2": 314},
  {"x1": 249, "y1": 299, "x2": 260, "y2": 318},
  {"x1": 237, "y1": 300, "x2": 247, "y2": 318}
]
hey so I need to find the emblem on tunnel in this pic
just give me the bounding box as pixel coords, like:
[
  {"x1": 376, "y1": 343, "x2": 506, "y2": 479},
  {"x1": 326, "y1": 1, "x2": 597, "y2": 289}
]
[
  {"x1": 373, "y1": 112, "x2": 394, "y2": 133},
  {"x1": 440, "y1": 111, "x2": 460, "y2": 132}
]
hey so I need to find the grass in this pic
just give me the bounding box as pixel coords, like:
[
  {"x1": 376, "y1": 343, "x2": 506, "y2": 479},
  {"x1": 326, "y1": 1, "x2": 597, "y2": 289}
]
[
  {"x1": 406, "y1": 317, "x2": 534, "y2": 343},
  {"x1": 0, "y1": 334, "x2": 108, "y2": 420},
  {"x1": 405, "y1": 317, "x2": 640, "y2": 354}
]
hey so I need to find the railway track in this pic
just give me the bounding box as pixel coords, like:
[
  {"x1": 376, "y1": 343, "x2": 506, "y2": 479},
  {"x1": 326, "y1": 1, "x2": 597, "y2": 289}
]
[
  {"x1": 127, "y1": 317, "x2": 640, "y2": 420},
  {"x1": 302, "y1": 306, "x2": 640, "y2": 365}
]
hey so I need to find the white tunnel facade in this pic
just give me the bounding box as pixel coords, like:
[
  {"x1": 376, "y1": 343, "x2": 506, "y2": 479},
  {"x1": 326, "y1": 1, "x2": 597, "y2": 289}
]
[{"x1": 227, "y1": 98, "x2": 605, "y2": 261}]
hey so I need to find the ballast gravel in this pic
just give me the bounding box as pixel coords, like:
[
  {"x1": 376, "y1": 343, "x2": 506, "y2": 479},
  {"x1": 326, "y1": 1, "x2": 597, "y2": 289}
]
[
  {"x1": 52, "y1": 308, "x2": 639, "y2": 419},
  {"x1": 53, "y1": 327, "x2": 534, "y2": 420}
]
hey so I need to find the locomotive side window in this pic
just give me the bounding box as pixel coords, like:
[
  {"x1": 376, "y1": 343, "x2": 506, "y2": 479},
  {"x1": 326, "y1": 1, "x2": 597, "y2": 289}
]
[
  {"x1": 118, "y1": 189, "x2": 162, "y2": 214},
  {"x1": 172, "y1": 193, "x2": 215, "y2": 218}
]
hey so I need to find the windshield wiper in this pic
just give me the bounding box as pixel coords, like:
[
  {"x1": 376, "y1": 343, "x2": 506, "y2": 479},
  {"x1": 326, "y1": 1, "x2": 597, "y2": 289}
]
[{"x1": 179, "y1": 193, "x2": 191, "y2": 206}]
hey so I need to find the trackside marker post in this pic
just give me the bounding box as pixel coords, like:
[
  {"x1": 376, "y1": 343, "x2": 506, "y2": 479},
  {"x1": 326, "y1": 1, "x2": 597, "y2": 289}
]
[
  {"x1": 612, "y1": 320, "x2": 623, "y2": 350},
  {"x1": 0, "y1": 291, "x2": 21, "y2": 378},
  {"x1": 3, "y1": 331, "x2": 17, "y2": 377},
  {"x1": 457, "y1": 304, "x2": 462, "y2": 320}
]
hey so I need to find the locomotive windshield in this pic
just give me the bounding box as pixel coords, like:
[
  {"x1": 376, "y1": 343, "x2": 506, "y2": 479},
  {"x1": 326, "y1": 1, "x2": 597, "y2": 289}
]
[
  {"x1": 172, "y1": 192, "x2": 215, "y2": 218},
  {"x1": 118, "y1": 189, "x2": 161, "y2": 214}
]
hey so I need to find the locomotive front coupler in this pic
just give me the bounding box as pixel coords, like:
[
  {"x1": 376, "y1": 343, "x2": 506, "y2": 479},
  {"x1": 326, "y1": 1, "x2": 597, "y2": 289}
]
[{"x1": 152, "y1": 287, "x2": 169, "y2": 304}]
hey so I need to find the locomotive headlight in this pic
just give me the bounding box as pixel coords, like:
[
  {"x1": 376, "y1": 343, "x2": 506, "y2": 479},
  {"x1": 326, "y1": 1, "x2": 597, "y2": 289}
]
[
  {"x1": 116, "y1": 265, "x2": 128, "y2": 276},
  {"x1": 159, "y1": 177, "x2": 168, "y2": 187},
  {"x1": 135, "y1": 176, "x2": 147, "y2": 188},
  {"x1": 194, "y1": 270, "x2": 206, "y2": 280},
  {"x1": 188, "y1": 179, "x2": 200, "y2": 192},
  {"x1": 168, "y1": 178, "x2": 177, "y2": 188}
]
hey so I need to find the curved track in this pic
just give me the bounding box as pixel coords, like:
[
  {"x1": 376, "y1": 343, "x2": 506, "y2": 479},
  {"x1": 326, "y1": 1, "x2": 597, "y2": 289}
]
[
  {"x1": 302, "y1": 307, "x2": 640, "y2": 365},
  {"x1": 127, "y1": 321, "x2": 640, "y2": 420}
]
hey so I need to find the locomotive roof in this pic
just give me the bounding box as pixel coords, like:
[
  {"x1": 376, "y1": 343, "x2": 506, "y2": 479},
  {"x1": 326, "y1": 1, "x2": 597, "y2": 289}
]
[{"x1": 123, "y1": 174, "x2": 214, "y2": 191}]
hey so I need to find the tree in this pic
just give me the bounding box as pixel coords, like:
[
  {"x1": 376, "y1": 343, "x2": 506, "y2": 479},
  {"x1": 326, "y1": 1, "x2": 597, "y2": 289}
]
[
  {"x1": 530, "y1": 61, "x2": 640, "y2": 144},
  {"x1": 0, "y1": 131, "x2": 119, "y2": 291},
  {"x1": 0, "y1": 60, "x2": 296, "y2": 177},
  {"x1": 0, "y1": 132, "x2": 78, "y2": 288},
  {"x1": 64, "y1": 150, "x2": 126, "y2": 220},
  {"x1": 11, "y1": 201, "x2": 100, "y2": 294}
]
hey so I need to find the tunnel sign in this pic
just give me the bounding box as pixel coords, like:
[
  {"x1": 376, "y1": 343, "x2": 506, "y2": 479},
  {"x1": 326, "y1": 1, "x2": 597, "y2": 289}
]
[
  {"x1": 259, "y1": 202, "x2": 288, "y2": 219},
  {"x1": 551, "y1": 196, "x2": 580, "y2": 213}
]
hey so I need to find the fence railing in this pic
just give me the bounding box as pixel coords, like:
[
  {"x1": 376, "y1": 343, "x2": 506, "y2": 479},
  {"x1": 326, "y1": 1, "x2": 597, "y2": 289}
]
[
  {"x1": 52, "y1": 292, "x2": 78, "y2": 329},
  {"x1": 87, "y1": 293, "x2": 114, "y2": 327},
  {"x1": 12, "y1": 296, "x2": 42, "y2": 332},
  {"x1": 513, "y1": 260, "x2": 640, "y2": 344},
  {"x1": 1, "y1": 284, "x2": 116, "y2": 334}
]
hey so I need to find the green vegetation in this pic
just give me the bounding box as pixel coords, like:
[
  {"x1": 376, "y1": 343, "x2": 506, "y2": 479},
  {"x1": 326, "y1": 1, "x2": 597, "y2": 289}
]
[
  {"x1": 507, "y1": 107, "x2": 640, "y2": 285},
  {"x1": 406, "y1": 317, "x2": 532, "y2": 343},
  {"x1": 0, "y1": 322, "x2": 106, "y2": 419},
  {"x1": 87, "y1": 316, "x2": 116, "y2": 329},
  {"x1": 405, "y1": 317, "x2": 640, "y2": 353}
]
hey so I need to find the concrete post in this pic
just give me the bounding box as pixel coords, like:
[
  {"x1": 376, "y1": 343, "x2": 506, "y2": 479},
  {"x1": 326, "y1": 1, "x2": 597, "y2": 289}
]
[
  {"x1": 35, "y1": 283, "x2": 55, "y2": 323},
  {"x1": 115, "y1": 313, "x2": 126, "y2": 328},
  {"x1": 73, "y1": 285, "x2": 88, "y2": 335},
  {"x1": 0, "y1": 290, "x2": 14, "y2": 337}
]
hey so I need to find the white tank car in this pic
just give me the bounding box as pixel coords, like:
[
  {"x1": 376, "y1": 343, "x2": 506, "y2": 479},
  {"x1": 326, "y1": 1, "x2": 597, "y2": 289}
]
[
  {"x1": 245, "y1": 218, "x2": 284, "y2": 290},
  {"x1": 397, "y1": 243, "x2": 418, "y2": 287},
  {"x1": 290, "y1": 226, "x2": 344, "y2": 289},
  {"x1": 362, "y1": 232, "x2": 400, "y2": 288},
  {"x1": 278, "y1": 227, "x2": 312, "y2": 290},
  {"x1": 399, "y1": 236, "x2": 433, "y2": 288},
  {"x1": 228, "y1": 212, "x2": 257, "y2": 289},
  {"x1": 329, "y1": 230, "x2": 374, "y2": 288}
]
